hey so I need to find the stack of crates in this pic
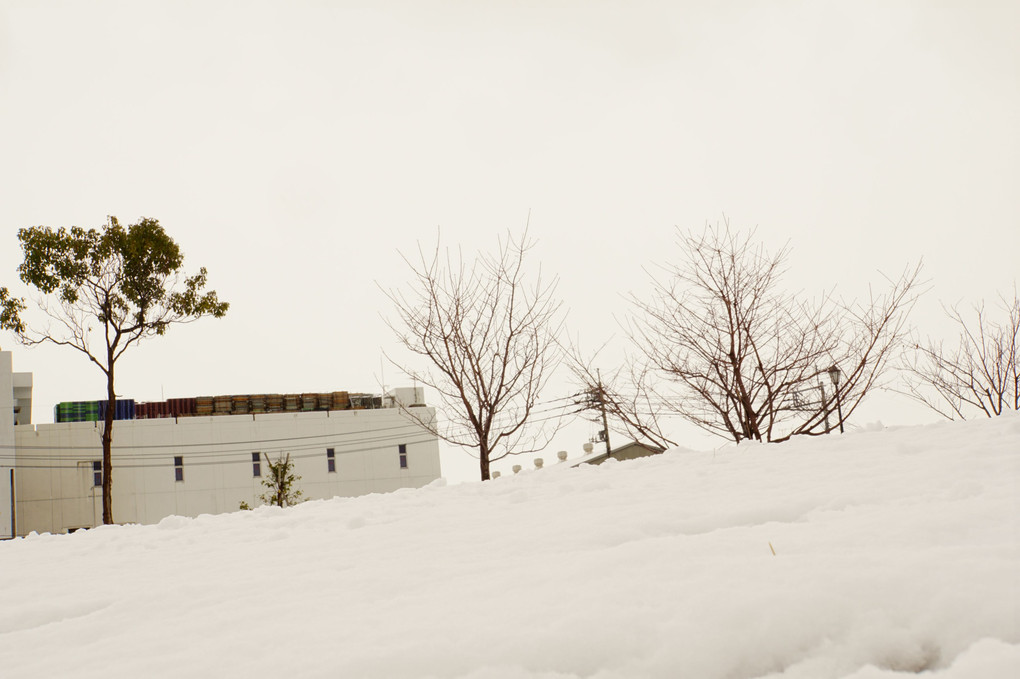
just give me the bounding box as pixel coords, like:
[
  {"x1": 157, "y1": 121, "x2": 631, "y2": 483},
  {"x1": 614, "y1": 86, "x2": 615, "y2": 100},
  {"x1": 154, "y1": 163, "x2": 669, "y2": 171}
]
[
  {"x1": 195, "y1": 397, "x2": 214, "y2": 416},
  {"x1": 213, "y1": 396, "x2": 232, "y2": 415},
  {"x1": 232, "y1": 395, "x2": 250, "y2": 414},
  {"x1": 52, "y1": 388, "x2": 380, "y2": 422}
]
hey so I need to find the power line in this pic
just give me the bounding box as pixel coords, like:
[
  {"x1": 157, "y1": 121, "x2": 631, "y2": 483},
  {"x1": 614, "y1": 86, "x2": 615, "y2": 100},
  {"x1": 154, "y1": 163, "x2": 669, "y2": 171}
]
[
  {"x1": 0, "y1": 416, "x2": 431, "y2": 452},
  {"x1": 0, "y1": 426, "x2": 432, "y2": 462},
  {"x1": 1, "y1": 436, "x2": 438, "y2": 471}
]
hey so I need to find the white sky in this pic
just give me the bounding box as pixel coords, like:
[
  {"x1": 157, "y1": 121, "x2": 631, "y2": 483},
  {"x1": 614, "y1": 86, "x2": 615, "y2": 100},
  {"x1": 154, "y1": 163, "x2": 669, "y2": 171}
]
[{"x1": 1, "y1": 1, "x2": 1018, "y2": 482}]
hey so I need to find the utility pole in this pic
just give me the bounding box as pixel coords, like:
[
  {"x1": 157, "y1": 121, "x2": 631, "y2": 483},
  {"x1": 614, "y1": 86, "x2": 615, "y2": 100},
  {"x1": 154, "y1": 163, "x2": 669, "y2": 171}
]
[
  {"x1": 818, "y1": 381, "x2": 831, "y2": 432},
  {"x1": 572, "y1": 371, "x2": 612, "y2": 457},
  {"x1": 596, "y1": 369, "x2": 611, "y2": 457}
]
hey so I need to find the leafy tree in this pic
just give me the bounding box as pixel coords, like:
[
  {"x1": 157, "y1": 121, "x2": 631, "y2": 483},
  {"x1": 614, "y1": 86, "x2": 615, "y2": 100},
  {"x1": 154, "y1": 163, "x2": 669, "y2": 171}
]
[
  {"x1": 258, "y1": 453, "x2": 303, "y2": 507},
  {"x1": 0, "y1": 216, "x2": 228, "y2": 524},
  {"x1": 384, "y1": 230, "x2": 565, "y2": 480}
]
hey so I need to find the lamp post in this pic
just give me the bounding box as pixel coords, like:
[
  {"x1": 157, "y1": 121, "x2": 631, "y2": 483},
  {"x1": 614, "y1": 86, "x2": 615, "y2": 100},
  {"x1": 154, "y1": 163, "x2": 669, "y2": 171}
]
[{"x1": 827, "y1": 365, "x2": 844, "y2": 434}]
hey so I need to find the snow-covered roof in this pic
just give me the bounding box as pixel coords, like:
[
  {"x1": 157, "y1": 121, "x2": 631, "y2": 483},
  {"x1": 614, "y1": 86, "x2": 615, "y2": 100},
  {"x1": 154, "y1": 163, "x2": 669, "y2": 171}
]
[{"x1": 1, "y1": 415, "x2": 1017, "y2": 677}]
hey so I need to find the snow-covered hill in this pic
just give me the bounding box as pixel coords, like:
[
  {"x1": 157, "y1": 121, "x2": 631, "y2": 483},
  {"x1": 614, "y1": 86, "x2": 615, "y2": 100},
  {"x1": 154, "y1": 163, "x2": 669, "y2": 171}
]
[{"x1": 1, "y1": 416, "x2": 1018, "y2": 678}]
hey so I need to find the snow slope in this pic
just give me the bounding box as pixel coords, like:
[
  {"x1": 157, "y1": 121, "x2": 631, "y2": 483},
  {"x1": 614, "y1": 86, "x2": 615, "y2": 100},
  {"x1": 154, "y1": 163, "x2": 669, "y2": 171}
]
[{"x1": 1, "y1": 416, "x2": 1018, "y2": 678}]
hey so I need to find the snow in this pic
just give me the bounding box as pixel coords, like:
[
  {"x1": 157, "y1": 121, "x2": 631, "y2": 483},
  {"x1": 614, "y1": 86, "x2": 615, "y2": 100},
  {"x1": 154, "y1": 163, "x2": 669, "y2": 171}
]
[{"x1": 1, "y1": 416, "x2": 1018, "y2": 678}]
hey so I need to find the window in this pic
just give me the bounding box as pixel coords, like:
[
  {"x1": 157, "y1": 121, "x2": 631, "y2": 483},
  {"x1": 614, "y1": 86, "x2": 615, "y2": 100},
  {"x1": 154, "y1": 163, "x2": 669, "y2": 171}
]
[
  {"x1": 174, "y1": 456, "x2": 184, "y2": 482},
  {"x1": 92, "y1": 461, "x2": 102, "y2": 487},
  {"x1": 327, "y1": 448, "x2": 336, "y2": 473},
  {"x1": 252, "y1": 452, "x2": 261, "y2": 477},
  {"x1": 398, "y1": 444, "x2": 408, "y2": 469}
]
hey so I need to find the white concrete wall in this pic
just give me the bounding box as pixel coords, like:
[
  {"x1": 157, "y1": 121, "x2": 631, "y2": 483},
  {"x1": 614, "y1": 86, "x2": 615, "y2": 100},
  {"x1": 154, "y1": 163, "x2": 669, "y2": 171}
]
[
  {"x1": 13, "y1": 404, "x2": 440, "y2": 535},
  {"x1": 1, "y1": 352, "x2": 15, "y2": 539}
]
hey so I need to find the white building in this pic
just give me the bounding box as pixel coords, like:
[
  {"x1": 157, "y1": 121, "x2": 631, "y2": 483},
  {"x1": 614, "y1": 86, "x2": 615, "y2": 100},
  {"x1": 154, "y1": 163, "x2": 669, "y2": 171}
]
[{"x1": 1, "y1": 351, "x2": 441, "y2": 537}]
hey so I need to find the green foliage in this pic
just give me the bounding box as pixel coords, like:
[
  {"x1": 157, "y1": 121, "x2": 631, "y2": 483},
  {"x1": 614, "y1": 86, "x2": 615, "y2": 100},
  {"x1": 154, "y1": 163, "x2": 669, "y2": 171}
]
[
  {"x1": 0, "y1": 287, "x2": 25, "y2": 339},
  {"x1": 1, "y1": 215, "x2": 228, "y2": 364},
  {"x1": 258, "y1": 453, "x2": 303, "y2": 508}
]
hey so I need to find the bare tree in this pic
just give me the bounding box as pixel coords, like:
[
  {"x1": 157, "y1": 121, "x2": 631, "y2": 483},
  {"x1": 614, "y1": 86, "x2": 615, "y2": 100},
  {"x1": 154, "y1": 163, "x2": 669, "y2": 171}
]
[
  {"x1": 902, "y1": 289, "x2": 1019, "y2": 419},
  {"x1": 605, "y1": 225, "x2": 921, "y2": 444},
  {"x1": 384, "y1": 231, "x2": 564, "y2": 480}
]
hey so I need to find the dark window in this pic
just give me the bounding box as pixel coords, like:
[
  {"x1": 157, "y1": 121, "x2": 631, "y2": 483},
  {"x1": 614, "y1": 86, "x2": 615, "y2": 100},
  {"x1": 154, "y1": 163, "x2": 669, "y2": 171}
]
[
  {"x1": 327, "y1": 448, "x2": 336, "y2": 473},
  {"x1": 252, "y1": 452, "x2": 261, "y2": 477},
  {"x1": 398, "y1": 444, "x2": 408, "y2": 469},
  {"x1": 92, "y1": 460, "x2": 102, "y2": 487},
  {"x1": 174, "y1": 456, "x2": 184, "y2": 482}
]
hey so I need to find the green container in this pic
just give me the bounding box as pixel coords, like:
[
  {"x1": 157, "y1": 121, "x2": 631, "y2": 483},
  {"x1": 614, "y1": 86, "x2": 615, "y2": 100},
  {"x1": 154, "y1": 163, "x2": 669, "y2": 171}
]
[{"x1": 54, "y1": 400, "x2": 100, "y2": 422}]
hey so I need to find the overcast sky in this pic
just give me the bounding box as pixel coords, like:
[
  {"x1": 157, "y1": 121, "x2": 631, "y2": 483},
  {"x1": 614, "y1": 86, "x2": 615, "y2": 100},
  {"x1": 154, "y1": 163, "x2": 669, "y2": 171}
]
[{"x1": 2, "y1": 1, "x2": 1017, "y2": 482}]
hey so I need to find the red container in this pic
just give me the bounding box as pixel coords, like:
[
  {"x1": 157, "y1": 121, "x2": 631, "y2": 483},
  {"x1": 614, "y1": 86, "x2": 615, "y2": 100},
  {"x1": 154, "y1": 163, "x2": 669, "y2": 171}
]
[{"x1": 169, "y1": 397, "x2": 196, "y2": 417}]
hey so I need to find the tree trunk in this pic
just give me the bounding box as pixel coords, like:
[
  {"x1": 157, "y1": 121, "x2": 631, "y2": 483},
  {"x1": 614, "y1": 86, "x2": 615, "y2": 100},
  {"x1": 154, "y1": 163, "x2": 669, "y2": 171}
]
[
  {"x1": 479, "y1": 444, "x2": 491, "y2": 481},
  {"x1": 101, "y1": 364, "x2": 115, "y2": 524}
]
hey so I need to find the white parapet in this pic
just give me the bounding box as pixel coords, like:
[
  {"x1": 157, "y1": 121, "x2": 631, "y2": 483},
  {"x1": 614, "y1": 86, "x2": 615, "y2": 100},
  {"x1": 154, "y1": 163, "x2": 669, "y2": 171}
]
[{"x1": 384, "y1": 387, "x2": 426, "y2": 409}]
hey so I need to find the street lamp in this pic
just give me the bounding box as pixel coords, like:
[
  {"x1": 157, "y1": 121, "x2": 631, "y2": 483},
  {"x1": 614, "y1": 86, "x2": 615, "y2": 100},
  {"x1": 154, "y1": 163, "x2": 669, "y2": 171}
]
[{"x1": 827, "y1": 365, "x2": 844, "y2": 434}]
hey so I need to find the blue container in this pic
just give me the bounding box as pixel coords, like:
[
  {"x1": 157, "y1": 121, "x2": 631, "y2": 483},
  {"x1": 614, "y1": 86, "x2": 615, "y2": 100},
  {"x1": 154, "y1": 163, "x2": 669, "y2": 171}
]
[{"x1": 98, "y1": 399, "x2": 136, "y2": 421}]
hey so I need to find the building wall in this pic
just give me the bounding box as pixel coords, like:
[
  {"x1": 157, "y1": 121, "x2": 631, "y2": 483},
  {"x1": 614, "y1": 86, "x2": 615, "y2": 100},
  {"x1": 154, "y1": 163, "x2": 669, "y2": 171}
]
[
  {"x1": 1, "y1": 352, "x2": 14, "y2": 539},
  {"x1": 13, "y1": 404, "x2": 440, "y2": 535}
]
